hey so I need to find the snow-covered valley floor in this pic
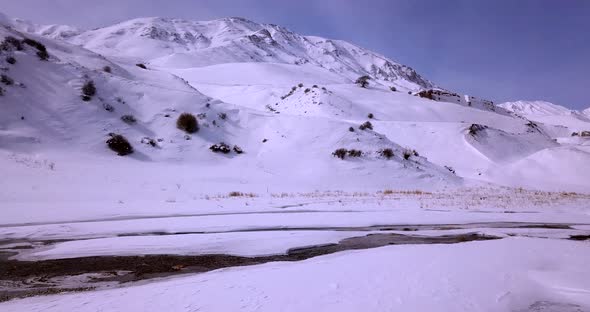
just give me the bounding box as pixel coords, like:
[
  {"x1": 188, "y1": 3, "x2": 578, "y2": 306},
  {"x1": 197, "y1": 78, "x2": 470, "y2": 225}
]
[{"x1": 2, "y1": 187, "x2": 590, "y2": 311}]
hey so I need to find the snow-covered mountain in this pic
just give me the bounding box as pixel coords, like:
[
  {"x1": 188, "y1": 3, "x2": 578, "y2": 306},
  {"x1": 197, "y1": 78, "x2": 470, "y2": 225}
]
[
  {"x1": 1, "y1": 12, "x2": 589, "y2": 198},
  {"x1": 499, "y1": 100, "x2": 590, "y2": 132},
  {"x1": 15, "y1": 16, "x2": 434, "y2": 91},
  {"x1": 499, "y1": 100, "x2": 581, "y2": 117}
]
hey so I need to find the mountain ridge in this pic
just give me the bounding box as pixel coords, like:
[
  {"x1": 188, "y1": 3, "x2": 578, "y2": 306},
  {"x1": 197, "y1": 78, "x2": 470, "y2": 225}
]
[{"x1": 11, "y1": 15, "x2": 435, "y2": 91}]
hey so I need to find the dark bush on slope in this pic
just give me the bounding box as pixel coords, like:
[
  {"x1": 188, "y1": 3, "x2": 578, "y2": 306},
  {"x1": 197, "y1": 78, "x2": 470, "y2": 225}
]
[
  {"x1": 22, "y1": 38, "x2": 49, "y2": 60},
  {"x1": 121, "y1": 115, "x2": 137, "y2": 124},
  {"x1": 37, "y1": 50, "x2": 49, "y2": 61},
  {"x1": 177, "y1": 113, "x2": 199, "y2": 133},
  {"x1": 333, "y1": 148, "x2": 348, "y2": 159},
  {"x1": 355, "y1": 75, "x2": 370, "y2": 88},
  {"x1": 1, "y1": 36, "x2": 23, "y2": 51},
  {"x1": 347, "y1": 149, "x2": 362, "y2": 157},
  {"x1": 379, "y1": 148, "x2": 394, "y2": 159},
  {"x1": 1, "y1": 74, "x2": 14, "y2": 85},
  {"x1": 82, "y1": 80, "x2": 96, "y2": 97},
  {"x1": 107, "y1": 134, "x2": 134, "y2": 156}
]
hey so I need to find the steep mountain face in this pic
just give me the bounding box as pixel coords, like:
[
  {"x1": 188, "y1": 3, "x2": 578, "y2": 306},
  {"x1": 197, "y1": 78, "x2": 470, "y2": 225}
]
[{"x1": 20, "y1": 17, "x2": 434, "y2": 91}]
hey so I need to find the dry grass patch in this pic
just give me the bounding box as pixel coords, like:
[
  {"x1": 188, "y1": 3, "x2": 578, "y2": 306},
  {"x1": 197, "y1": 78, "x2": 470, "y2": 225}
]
[{"x1": 228, "y1": 191, "x2": 257, "y2": 198}]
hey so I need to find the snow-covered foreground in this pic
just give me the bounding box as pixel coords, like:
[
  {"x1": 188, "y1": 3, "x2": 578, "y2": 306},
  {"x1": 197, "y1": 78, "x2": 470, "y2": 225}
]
[
  {"x1": 3, "y1": 238, "x2": 590, "y2": 312},
  {"x1": 2, "y1": 11, "x2": 590, "y2": 311}
]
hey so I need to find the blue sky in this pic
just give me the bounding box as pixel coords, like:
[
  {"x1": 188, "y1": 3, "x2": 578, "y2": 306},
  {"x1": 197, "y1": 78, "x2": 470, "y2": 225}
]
[{"x1": 2, "y1": 0, "x2": 589, "y2": 109}]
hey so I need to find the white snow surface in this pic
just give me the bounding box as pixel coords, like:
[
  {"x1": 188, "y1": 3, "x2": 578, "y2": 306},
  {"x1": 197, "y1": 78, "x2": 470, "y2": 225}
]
[
  {"x1": 499, "y1": 100, "x2": 590, "y2": 132},
  {"x1": 3, "y1": 238, "x2": 590, "y2": 312}
]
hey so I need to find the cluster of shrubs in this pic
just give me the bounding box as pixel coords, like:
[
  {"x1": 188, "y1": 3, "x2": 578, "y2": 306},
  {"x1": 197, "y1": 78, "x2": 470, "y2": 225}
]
[
  {"x1": 332, "y1": 148, "x2": 363, "y2": 159},
  {"x1": 6, "y1": 56, "x2": 16, "y2": 64},
  {"x1": 81, "y1": 80, "x2": 96, "y2": 101},
  {"x1": 332, "y1": 147, "x2": 419, "y2": 161},
  {"x1": 280, "y1": 83, "x2": 323, "y2": 100},
  {"x1": 390, "y1": 86, "x2": 397, "y2": 92},
  {"x1": 0, "y1": 36, "x2": 23, "y2": 51},
  {"x1": 103, "y1": 66, "x2": 112, "y2": 73},
  {"x1": 525, "y1": 121, "x2": 541, "y2": 133},
  {"x1": 468, "y1": 124, "x2": 487, "y2": 136},
  {"x1": 403, "y1": 149, "x2": 419, "y2": 160},
  {"x1": 280, "y1": 86, "x2": 297, "y2": 100},
  {"x1": 359, "y1": 121, "x2": 373, "y2": 130},
  {"x1": 572, "y1": 131, "x2": 590, "y2": 137},
  {"x1": 22, "y1": 38, "x2": 49, "y2": 61},
  {"x1": 1, "y1": 74, "x2": 14, "y2": 86},
  {"x1": 106, "y1": 133, "x2": 133, "y2": 156},
  {"x1": 367, "y1": 113, "x2": 374, "y2": 119},
  {"x1": 210, "y1": 143, "x2": 243, "y2": 154}
]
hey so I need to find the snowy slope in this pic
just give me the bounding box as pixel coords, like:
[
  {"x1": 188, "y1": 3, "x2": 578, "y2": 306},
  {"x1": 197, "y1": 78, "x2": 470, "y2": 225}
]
[
  {"x1": 499, "y1": 100, "x2": 590, "y2": 132},
  {"x1": 2, "y1": 12, "x2": 589, "y2": 198}
]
